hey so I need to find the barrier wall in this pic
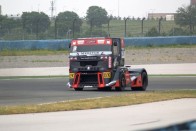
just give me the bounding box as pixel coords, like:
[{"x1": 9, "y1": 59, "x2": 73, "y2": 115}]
[
  {"x1": 0, "y1": 36, "x2": 196, "y2": 50},
  {"x1": 0, "y1": 39, "x2": 71, "y2": 50},
  {"x1": 124, "y1": 36, "x2": 196, "y2": 46}
]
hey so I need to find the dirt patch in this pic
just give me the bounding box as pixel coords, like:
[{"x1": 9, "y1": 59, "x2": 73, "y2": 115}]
[
  {"x1": 0, "y1": 47, "x2": 196, "y2": 68},
  {"x1": 125, "y1": 48, "x2": 196, "y2": 65}
]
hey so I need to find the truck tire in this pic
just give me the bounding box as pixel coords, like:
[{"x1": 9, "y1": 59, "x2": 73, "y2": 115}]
[
  {"x1": 115, "y1": 73, "x2": 126, "y2": 91},
  {"x1": 131, "y1": 71, "x2": 148, "y2": 91},
  {"x1": 141, "y1": 71, "x2": 148, "y2": 91},
  {"x1": 105, "y1": 87, "x2": 112, "y2": 91},
  {"x1": 74, "y1": 88, "x2": 83, "y2": 91},
  {"x1": 98, "y1": 87, "x2": 111, "y2": 91}
]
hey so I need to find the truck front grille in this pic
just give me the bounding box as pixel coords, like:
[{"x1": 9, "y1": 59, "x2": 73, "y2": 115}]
[
  {"x1": 80, "y1": 61, "x2": 98, "y2": 66},
  {"x1": 79, "y1": 73, "x2": 98, "y2": 87}
]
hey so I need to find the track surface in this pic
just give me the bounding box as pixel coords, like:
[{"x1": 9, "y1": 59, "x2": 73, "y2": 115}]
[{"x1": 0, "y1": 76, "x2": 196, "y2": 106}]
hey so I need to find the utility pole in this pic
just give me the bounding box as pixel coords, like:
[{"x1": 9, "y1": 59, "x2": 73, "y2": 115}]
[{"x1": 50, "y1": 1, "x2": 55, "y2": 19}]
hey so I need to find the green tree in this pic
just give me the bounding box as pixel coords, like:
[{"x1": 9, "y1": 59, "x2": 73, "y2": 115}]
[
  {"x1": 86, "y1": 6, "x2": 108, "y2": 27},
  {"x1": 175, "y1": 5, "x2": 196, "y2": 33},
  {"x1": 55, "y1": 11, "x2": 82, "y2": 38},
  {"x1": 146, "y1": 27, "x2": 159, "y2": 37},
  {"x1": 0, "y1": 15, "x2": 21, "y2": 39},
  {"x1": 21, "y1": 12, "x2": 50, "y2": 39},
  {"x1": 168, "y1": 27, "x2": 189, "y2": 36}
]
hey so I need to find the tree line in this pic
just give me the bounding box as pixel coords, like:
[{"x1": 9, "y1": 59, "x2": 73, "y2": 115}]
[{"x1": 0, "y1": 5, "x2": 196, "y2": 40}]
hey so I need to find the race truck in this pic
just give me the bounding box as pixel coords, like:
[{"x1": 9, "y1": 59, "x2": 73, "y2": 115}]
[{"x1": 67, "y1": 37, "x2": 148, "y2": 91}]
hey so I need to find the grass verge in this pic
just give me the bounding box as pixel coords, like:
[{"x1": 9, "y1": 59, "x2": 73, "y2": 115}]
[
  {"x1": 0, "y1": 90, "x2": 195, "y2": 115},
  {"x1": 0, "y1": 44, "x2": 196, "y2": 56},
  {"x1": 0, "y1": 49, "x2": 68, "y2": 56},
  {"x1": 126, "y1": 44, "x2": 196, "y2": 50}
]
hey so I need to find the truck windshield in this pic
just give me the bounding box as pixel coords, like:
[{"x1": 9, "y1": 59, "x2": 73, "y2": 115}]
[{"x1": 71, "y1": 45, "x2": 111, "y2": 52}]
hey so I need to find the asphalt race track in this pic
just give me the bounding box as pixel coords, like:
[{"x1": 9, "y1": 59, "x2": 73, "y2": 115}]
[{"x1": 0, "y1": 76, "x2": 196, "y2": 106}]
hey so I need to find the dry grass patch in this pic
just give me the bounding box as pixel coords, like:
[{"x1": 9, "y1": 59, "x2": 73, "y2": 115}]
[{"x1": 0, "y1": 90, "x2": 196, "y2": 115}]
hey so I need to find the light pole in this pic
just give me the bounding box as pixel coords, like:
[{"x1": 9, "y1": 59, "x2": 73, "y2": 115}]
[
  {"x1": 67, "y1": 29, "x2": 72, "y2": 39},
  {"x1": 54, "y1": 17, "x2": 58, "y2": 39},
  {"x1": 90, "y1": 18, "x2": 94, "y2": 37},
  {"x1": 124, "y1": 17, "x2": 129, "y2": 37},
  {"x1": 158, "y1": 17, "x2": 163, "y2": 35},
  {"x1": 107, "y1": 17, "x2": 111, "y2": 37},
  {"x1": 141, "y1": 17, "x2": 145, "y2": 35},
  {"x1": 22, "y1": 17, "x2": 26, "y2": 40},
  {"x1": 72, "y1": 18, "x2": 76, "y2": 38}
]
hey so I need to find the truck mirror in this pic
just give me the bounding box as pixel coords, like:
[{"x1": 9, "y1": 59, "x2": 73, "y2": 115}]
[
  {"x1": 69, "y1": 43, "x2": 71, "y2": 48},
  {"x1": 113, "y1": 41, "x2": 117, "y2": 46}
]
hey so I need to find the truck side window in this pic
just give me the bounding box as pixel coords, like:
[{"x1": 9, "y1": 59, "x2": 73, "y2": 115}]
[
  {"x1": 113, "y1": 43, "x2": 118, "y2": 56},
  {"x1": 72, "y1": 46, "x2": 77, "y2": 52}
]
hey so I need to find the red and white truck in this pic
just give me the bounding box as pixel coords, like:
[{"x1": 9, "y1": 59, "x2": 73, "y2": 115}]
[{"x1": 67, "y1": 37, "x2": 148, "y2": 91}]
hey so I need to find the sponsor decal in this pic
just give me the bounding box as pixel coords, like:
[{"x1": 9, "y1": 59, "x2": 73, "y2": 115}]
[
  {"x1": 97, "y1": 40, "x2": 105, "y2": 44},
  {"x1": 103, "y1": 72, "x2": 111, "y2": 78},
  {"x1": 80, "y1": 52, "x2": 100, "y2": 55},
  {"x1": 69, "y1": 73, "x2": 75, "y2": 79},
  {"x1": 77, "y1": 40, "x2": 84, "y2": 44},
  {"x1": 108, "y1": 56, "x2": 112, "y2": 68},
  {"x1": 70, "y1": 51, "x2": 112, "y2": 57}
]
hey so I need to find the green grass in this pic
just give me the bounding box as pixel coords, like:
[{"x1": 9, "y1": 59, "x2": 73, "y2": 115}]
[
  {"x1": 0, "y1": 50, "x2": 68, "y2": 56},
  {"x1": 0, "y1": 90, "x2": 195, "y2": 115},
  {"x1": 125, "y1": 44, "x2": 196, "y2": 50},
  {"x1": 31, "y1": 60, "x2": 64, "y2": 63},
  {"x1": 0, "y1": 44, "x2": 195, "y2": 56}
]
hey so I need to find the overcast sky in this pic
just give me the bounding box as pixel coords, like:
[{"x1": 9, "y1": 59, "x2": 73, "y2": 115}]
[{"x1": 0, "y1": 0, "x2": 190, "y2": 18}]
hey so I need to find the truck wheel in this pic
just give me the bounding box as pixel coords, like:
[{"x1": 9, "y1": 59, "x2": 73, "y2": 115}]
[
  {"x1": 105, "y1": 87, "x2": 112, "y2": 91},
  {"x1": 74, "y1": 88, "x2": 83, "y2": 91},
  {"x1": 115, "y1": 73, "x2": 126, "y2": 91},
  {"x1": 98, "y1": 87, "x2": 111, "y2": 91},
  {"x1": 132, "y1": 71, "x2": 148, "y2": 91},
  {"x1": 140, "y1": 71, "x2": 148, "y2": 91}
]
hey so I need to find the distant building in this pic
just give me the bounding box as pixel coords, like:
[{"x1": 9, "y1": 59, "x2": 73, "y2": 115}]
[
  {"x1": 191, "y1": 0, "x2": 196, "y2": 5},
  {"x1": 7, "y1": 14, "x2": 21, "y2": 20},
  {"x1": 148, "y1": 13, "x2": 175, "y2": 21}
]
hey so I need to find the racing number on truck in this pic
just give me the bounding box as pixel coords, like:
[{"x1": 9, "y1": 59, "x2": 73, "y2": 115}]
[
  {"x1": 103, "y1": 72, "x2": 111, "y2": 78},
  {"x1": 69, "y1": 73, "x2": 75, "y2": 79}
]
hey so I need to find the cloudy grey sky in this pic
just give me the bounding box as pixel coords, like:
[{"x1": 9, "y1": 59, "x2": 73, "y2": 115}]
[{"x1": 0, "y1": 0, "x2": 190, "y2": 18}]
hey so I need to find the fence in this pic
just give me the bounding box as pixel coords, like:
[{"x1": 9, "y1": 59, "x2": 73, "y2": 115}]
[
  {"x1": 1, "y1": 19, "x2": 195, "y2": 40},
  {"x1": 0, "y1": 36, "x2": 196, "y2": 51}
]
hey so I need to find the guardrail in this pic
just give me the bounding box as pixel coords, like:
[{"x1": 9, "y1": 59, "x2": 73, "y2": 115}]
[
  {"x1": 0, "y1": 39, "x2": 71, "y2": 50},
  {"x1": 124, "y1": 36, "x2": 196, "y2": 46},
  {"x1": 0, "y1": 36, "x2": 196, "y2": 50}
]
